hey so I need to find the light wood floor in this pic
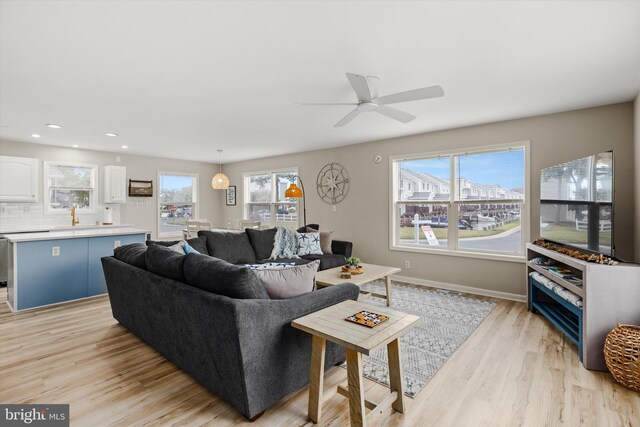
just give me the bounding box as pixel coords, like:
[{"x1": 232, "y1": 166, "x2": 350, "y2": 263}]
[{"x1": 1, "y1": 287, "x2": 638, "y2": 427}]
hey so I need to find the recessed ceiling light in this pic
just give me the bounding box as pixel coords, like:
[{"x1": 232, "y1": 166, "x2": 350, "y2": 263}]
[
  {"x1": 72, "y1": 144, "x2": 79, "y2": 148},
  {"x1": 105, "y1": 133, "x2": 118, "y2": 137},
  {"x1": 121, "y1": 145, "x2": 128, "y2": 149},
  {"x1": 46, "y1": 124, "x2": 62, "y2": 129},
  {"x1": 32, "y1": 134, "x2": 41, "y2": 138}
]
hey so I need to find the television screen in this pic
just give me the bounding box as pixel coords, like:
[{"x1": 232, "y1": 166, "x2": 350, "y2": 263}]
[{"x1": 539, "y1": 151, "x2": 613, "y2": 256}]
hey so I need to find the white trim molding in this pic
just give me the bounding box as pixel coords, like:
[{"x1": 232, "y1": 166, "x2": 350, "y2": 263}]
[{"x1": 391, "y1": 274, "x2": 527, "y2": 303}]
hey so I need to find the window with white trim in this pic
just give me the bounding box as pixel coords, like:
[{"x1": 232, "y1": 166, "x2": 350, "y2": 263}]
[
  {"x1": 244, "y1": 168, "x2": 299, "y2": 228},
  {"x1": 158, "y1": 172, "x2": 198, "y2": 237},
  {"x1": 391, "y1": 143, "x2": 528, "y2": 257},
  {"x1": 44, "y1": 161, "x2": 97, "y2": 213}
]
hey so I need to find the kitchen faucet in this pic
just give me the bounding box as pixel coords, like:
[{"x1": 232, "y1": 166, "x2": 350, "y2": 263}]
[{"x1": 71, "y1": 206, "x2": 79, "y2": 226}]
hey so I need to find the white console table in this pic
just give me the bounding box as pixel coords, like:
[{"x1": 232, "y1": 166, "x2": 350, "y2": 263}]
[{"x1": 526, "y1": 243, "x2": 640, "y2": 371}]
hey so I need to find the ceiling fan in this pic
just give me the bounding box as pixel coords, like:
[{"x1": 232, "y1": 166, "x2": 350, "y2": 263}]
[{"x1": 298, "y1": 73, "x2": 444, "y2": 127}]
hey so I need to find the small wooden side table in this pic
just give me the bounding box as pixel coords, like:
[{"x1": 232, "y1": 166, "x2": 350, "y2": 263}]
[{"x1": 292, "y1": 300, "x2": 421, "y2": 427}]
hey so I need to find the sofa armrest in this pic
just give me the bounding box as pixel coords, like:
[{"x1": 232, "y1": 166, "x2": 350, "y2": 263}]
[
  {"x1": 234, "y1": 282, "x2": 359, "y2": 325},
  {"x1": 230, "y1": 283, "x2": 360, "y2": 417},
  {"x1": 331, "y1": 240, "x2": 353, "y2": 258}
]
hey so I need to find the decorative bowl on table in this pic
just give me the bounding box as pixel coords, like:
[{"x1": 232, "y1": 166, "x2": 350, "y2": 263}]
[{"x1": 342, "y1": 265, "x2": 364, "y2": 275}]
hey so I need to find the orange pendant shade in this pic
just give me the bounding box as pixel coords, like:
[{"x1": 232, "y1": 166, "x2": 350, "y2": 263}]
[{"x1": 285, "y1": 183, "x2": 303, "y2": 198}]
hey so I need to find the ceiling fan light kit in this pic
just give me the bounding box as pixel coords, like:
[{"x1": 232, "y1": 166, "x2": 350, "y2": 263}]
[{"x1": 298, "y1": 73, "x2": 444, "y2": 127}]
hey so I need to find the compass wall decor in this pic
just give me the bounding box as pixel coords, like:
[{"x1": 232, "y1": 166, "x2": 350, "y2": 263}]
[{"x1": 316, "y1": 163, "x2": 350, "y2": 205}]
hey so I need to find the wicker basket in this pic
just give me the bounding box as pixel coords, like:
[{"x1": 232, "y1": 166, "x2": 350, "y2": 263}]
[{"x1": 604, "y1": 324, "x2": 640, "y2": 392}]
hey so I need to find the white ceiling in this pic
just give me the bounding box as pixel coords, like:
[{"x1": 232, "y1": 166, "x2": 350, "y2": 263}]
[{"x1": 1, "y1": 1, "x2": 639, "y2": 164}]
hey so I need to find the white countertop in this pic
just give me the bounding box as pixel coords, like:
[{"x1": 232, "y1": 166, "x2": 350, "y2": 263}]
[
  {"x1": 2, "y1": 227, "x2": 149, "y2": 242},
  {"x1": 0, "y1": 224, "x2": 135, "y2": 234}
]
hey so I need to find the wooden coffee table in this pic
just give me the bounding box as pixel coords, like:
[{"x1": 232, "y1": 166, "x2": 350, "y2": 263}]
[
  {"x1": 292, "y1": 300, "x2": 421, "y2": 427},
  {"x1": 315, "y1": 263, "x2": 401, "y2": 306}
]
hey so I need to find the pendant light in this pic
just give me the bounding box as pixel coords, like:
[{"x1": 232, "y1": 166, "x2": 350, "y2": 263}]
[{"x1": 211, "y1": 149, "x2": 229, "y2": 190}]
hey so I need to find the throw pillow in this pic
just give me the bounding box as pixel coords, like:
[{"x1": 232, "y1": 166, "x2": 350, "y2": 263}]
[
  {"x1": 306, "y1": 226, "x2": 334, "y2": 254},
  {"x1": 297, "y1": 224, "x2": 320, "y2": 233},
  {"x1": 183, "y1": 242, "x2": 200, "y2": 254},
  {"x1": 297, "y1": 232, "x2": 323, "y2": 256},
  {"x1": 167, "y1": 241, "x2": 186, "y2": 254},
  {"x1": 146, "y1": 236, "x2": 208, "y2": 255},
  {"x1": 183, "y1": 253, "x2": 269, "y2": 299},
  {"x1": 245, "y1": 227, "x2": 277, "y2": 260},
  {"x1": 113, "y1": 243, "x2": 147, "y2": 270},
  {"x1": 270, "y1": 227, "x2": 300, "y2": 259},
  {"x1": 253, "y1": 260, "x2": 320, "y2": 299},
  {"x1": 145, "y1": 244, "x2": 186, "y2": 282},
  {"x1": 245, "y1": 262, "x2": 296, "y2": 269}
]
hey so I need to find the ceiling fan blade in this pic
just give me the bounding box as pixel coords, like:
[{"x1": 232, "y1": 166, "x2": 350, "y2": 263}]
[
  {"x1": 376, "y1": 105, "x2": 416, "y2": 123},
  {"x1": 346, "y1": 73, "x2": 373, "y2": 102},
  {"x1": 375, "y1": 85, "x2": 444, "y2": 105},
  {"x1": 334, "y1": 108, "x2": 361, "y2": 127},
  {"x1": 296, "y1": 102, "x2": 359, "y2": 106}
]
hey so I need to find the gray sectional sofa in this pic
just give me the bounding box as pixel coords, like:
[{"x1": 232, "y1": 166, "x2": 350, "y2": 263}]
[
  {"x1": 147, "y1": 226, "x2": 352, "y2": 271},
  {"x1": 101, "y1": 233, "x2": 359, "y2": 420}
]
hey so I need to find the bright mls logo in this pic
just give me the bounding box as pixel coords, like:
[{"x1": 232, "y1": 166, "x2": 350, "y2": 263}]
[{"x1": 1, "y1": 404, "x2": 69, "y2": 426}]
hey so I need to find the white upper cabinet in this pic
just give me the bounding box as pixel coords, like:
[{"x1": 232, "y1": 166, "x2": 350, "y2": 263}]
[
  {"x1": 104, "y1": 165, "x2": 126, "y2": 203},
  {"x1": 0, "y1": 156, "x2": 38, "y2": 202}
]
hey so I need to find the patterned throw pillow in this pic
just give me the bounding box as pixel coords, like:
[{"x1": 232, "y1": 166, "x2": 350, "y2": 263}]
[
  {"x1": 306, "y1": 226, "x2": 333, "y2": 254},
  {"x1": 297, "y1": 232, "x2": 323, "y2": 256},
  {"x1": 245, "y1": 262, "x2": 296, "y2": 270}
]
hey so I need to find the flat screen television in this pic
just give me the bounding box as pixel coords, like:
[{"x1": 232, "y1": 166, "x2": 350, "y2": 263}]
[{"x1": 539, "y1": 151, "x2": 614, "y2": 256}]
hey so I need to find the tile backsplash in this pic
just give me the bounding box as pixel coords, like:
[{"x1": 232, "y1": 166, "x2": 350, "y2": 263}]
[{"x1": 0, "y1": 203, "x2": 121, "y2": 232}]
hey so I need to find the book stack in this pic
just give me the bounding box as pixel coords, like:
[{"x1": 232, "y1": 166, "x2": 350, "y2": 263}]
[{"x1": 542, "y1": 266, "x2": 583, "y2": 286}]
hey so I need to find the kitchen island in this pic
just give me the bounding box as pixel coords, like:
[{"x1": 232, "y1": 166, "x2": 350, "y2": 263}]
[{"x1": 3, "y1": 227, "x2": 149, "y2": 311}]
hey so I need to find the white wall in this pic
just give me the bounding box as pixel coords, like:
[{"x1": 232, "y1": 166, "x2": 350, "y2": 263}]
[
  {"x1": 0, "y1": 140, "x2": 222, "y2": 239},
  {"x1": 635, "y1": 93, "x2": 640, "y2": 263},
  {"x1": 221, "y1": 103, "x2": 636, "y2": 297}
]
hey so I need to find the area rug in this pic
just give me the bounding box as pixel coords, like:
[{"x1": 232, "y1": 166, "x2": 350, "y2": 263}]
[{"x1": 341, "y1": 281, "x2": 496, "y2": 398}]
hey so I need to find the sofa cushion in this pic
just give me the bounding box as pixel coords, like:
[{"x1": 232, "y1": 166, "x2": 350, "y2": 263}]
[
  {"x1": 114, "y1": 243, "x2": 147, "y2": 270},
  {"x1": 297, "y1": 232, "x2": 323, "y2": 256},
  {"x1": 301, "y1": 253, "x2": 346, "y2": 270},
  {"x1": 145, "y1": 244, "x2": 186, "y2": 282},
  {"x1": 245, "y1": 227, "x2": 277, "y2": 260},
  {"x1": 252, "y1": 260, "x2": 320, "y2": 299},
  {"x1": 183, "y1": 253, "x2": 269, "y2": 299},
  {"x1": 147, "y1": 236, "x2": 208, "y2": 255},
  {"x1": 198, "y1": 230, "x2": 256, "y2": 264}
]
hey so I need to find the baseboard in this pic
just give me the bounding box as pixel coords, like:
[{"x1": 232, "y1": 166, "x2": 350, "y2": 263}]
[{"x1": 391, "y1": 275, "x2": 527, "y2": 303}]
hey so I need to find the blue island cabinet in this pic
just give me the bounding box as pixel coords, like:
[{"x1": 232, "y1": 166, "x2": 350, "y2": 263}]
[
  {"x1": 15, "y1": 238, "x2": 90, "y2": 310},
  {"x1": 88, "y1": 234, "x2": 144, "y2": 295},
  {"x1": 8, "y1": 231, "x2": 147, "y2": 311}
]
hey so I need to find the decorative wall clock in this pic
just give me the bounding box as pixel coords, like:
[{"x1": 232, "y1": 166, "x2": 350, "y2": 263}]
[{"x1": 316, "y1": 163, "x2": 350, "y2": 205}]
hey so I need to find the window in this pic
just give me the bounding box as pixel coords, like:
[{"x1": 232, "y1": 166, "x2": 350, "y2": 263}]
[
  {"x1": 158, "y1": 172, "x2": 198, "y2": 237},
  {"x1": 44, "y1": 161, "x2": 97, "y2": 213},
  {"x1": 244, "y1": 168, "x2": 299, "y2": 228},
  {"x1": 391, "y1": 142, "x2": 528, "y2": 259}
]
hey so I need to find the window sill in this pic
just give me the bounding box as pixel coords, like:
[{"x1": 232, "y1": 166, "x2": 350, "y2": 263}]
[{"x1": 389, "y1": 244, "x2": 526, "y2": 263}]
